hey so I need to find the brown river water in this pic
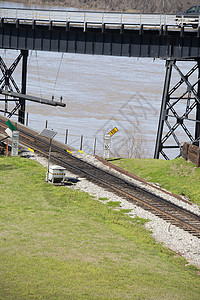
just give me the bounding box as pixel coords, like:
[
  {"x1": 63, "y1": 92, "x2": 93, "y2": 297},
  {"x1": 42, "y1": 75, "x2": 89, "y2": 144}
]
[{"x1": 0, "y1": 2, "x2": 196, "y2": 158}]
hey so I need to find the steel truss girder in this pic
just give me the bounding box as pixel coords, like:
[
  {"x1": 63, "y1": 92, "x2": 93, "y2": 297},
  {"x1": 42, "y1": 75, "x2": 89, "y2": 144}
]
[
  {"x1": 0, "y1": 53, "x2": 22, "y2": 92},
  {"x1": 154, "y1": 59, "x2": 200, "y2": 160},
  {"x1": 0, "y1": 50, "x2": 28, "y2": 124}
]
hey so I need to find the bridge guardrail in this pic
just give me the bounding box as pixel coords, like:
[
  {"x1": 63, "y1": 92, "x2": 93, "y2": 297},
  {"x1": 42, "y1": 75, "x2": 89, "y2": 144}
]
[{"x1": 0, "y1": 7, "x2": 177, "y2": 27}]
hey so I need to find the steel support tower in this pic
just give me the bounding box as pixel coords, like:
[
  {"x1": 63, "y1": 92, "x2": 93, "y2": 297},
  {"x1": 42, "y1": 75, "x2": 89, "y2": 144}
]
[
  {"x1": 0, "y1": 49, "x2": 28, "y2": 124},
  {"x1": 154, "y1": 58, "x2": 200, "y2": 159}
]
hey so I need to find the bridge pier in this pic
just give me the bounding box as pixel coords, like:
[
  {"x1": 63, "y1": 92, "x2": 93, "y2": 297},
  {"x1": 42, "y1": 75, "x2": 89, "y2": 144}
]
[
  {"x1": 154, "y1": 58, "x2": 200, "y2": 159},
  {"x1": 0, "y1": 49, "x2": 28, "y2": 125}
]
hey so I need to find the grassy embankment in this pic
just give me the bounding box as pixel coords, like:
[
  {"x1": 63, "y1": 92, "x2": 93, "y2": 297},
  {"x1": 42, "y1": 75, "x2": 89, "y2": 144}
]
[
  {"x1": 110, "y1": 157, "x2": 200, "y2": 207},
  {"x1": 0, "y1": 156, "x2": 200, "y2": 299}
]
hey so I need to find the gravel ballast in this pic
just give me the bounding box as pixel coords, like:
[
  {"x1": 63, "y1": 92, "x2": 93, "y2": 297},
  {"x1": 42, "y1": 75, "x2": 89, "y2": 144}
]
[{"x1": 22, "y1": 150, "x2": 200, "y2": 268}]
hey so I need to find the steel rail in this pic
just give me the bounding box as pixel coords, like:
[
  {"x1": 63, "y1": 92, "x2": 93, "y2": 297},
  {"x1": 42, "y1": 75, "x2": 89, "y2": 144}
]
[
  {"x1": 12, "y1": 124, "x2": 200, "y2": 218},
  {"x1": 0, "y1": 118, "x2": 200, "y2": 237}
]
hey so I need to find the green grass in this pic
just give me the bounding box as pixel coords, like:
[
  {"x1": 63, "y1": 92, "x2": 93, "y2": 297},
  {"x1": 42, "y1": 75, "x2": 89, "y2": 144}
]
[
  {"x1": 106, "y1": 201, "x2": 121, "y2": 208},
  {"x1": 110, "y1": 157, "x2": 200, "y2": 206},
  {"x1": 0, "y1": 156, "x2": 200, "y2": 299},
  {"x1": 98, "y1": 197, "x2": 108, "y2": 201}
]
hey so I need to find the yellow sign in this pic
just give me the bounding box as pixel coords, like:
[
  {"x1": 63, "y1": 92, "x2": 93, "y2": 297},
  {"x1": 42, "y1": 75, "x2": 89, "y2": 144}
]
[{"x1": 108, "y1": 127, "x2": 118, "y2": 137}]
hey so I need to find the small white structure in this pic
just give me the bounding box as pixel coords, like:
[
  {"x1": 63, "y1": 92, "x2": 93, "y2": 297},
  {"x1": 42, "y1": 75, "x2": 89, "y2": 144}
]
[
  {"x1": 11, "y1": 131, "x2": 19, "y2": 157},
  {"x1": 48, "y1": 165, "x2": 66, "y2": 183}
]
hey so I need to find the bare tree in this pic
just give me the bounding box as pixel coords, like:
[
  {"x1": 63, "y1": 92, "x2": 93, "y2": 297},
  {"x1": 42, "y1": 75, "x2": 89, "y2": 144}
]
[{"x1": 112, "y1": 126, "x2": 149, "y2": 158}]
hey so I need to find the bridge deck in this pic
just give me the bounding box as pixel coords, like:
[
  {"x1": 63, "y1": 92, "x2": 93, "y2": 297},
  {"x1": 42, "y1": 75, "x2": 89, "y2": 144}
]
[{"x1": 0, "y1": 8, "x2": 199, "y2": 59}]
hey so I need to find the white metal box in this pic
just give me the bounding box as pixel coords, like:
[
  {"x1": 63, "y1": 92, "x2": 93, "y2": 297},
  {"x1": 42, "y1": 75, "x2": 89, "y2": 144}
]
[{"x1": 48, "y1": 165, "x2": 66, "y2": 183}]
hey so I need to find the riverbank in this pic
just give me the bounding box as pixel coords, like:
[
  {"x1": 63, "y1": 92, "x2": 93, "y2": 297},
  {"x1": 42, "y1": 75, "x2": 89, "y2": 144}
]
[
  {"x1": 1, "y1": 0, "x2": 196, "y2": 13},
  {"x1": 0, "y1": 0, "x2": 138, "y2": 12}
]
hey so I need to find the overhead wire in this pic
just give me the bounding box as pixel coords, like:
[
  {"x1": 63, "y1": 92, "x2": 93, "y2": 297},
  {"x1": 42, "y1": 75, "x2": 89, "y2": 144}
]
[
  {"x1": 35, "y1": 50, "x2": 42, "y2": 99},
  {"x1": 53, "y1": 52, "x2": 64, "y2": 96}
]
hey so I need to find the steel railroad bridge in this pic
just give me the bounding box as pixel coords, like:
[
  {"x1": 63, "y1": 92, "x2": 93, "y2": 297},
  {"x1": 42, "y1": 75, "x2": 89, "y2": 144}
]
[{"x1": 1, "y1": 7, "x2": 200, "y2": 159}]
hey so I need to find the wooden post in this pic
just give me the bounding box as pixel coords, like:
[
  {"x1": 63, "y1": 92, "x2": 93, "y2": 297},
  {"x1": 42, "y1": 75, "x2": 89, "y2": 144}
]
[{"x1": 6, "y1": 140, "x2": 8, "y2": 156}]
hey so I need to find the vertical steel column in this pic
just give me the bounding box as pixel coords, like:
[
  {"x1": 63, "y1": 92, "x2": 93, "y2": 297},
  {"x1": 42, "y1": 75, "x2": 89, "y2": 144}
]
[
  {"x1": 154, "y1": 59, "x2": 173, "y2": 159},
  {"x1": 195, "y1": 59, "x2": 200, "y2": 146},
  {"x1": 18, "y1": 50, "x2": 28, "y2": 124},
  {"x1": 4, "y1": 69, "x2": 9, "y2": 115}
]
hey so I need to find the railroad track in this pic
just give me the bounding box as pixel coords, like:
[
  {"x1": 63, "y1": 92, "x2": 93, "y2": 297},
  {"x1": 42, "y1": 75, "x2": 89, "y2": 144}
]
[{"x1": 0, "y1": 116, "x2": 200, "y2": 238}]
